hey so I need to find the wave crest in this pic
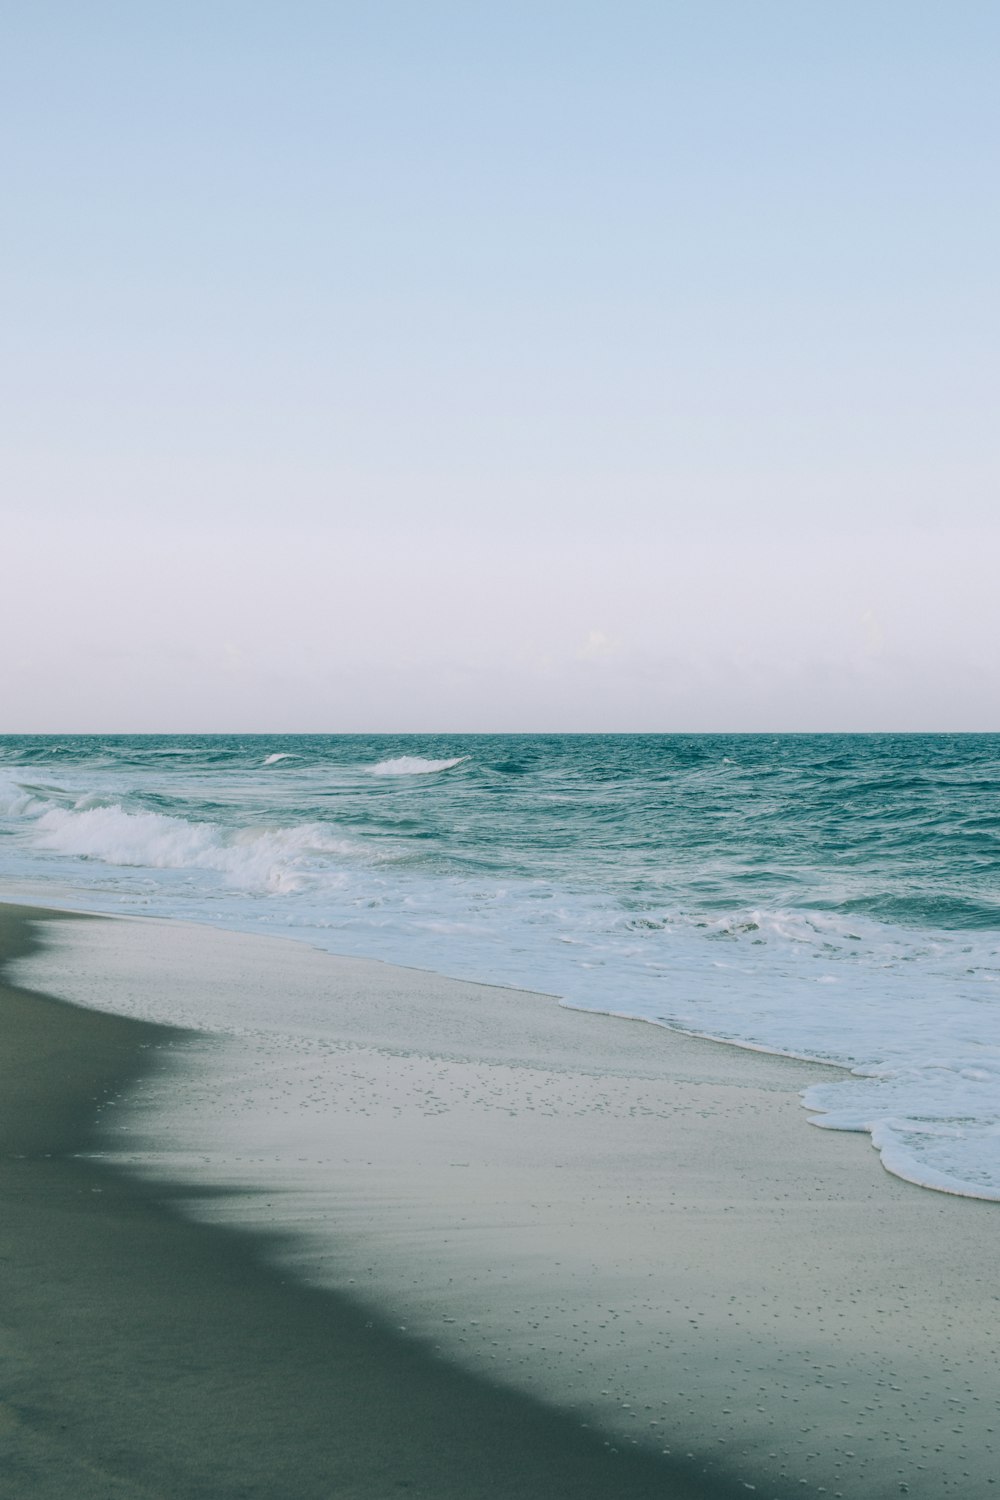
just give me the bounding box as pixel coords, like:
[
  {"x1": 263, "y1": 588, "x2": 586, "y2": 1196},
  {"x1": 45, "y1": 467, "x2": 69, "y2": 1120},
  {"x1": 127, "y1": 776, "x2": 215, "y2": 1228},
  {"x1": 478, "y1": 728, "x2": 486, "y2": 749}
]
[
  {"x1": 369, "y1": 756, "x2": 466, "y2": 777},
  {"x1": 31, "y1": 802, "x2": 360, "y2": 894}
]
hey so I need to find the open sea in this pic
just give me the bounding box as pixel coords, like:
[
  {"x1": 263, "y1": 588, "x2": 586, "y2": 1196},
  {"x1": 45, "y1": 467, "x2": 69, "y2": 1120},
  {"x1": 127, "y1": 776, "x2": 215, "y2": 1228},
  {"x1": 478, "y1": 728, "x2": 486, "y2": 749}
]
[{"x1": 1, "y1": 733, "x2": 999, "y2": 1200}]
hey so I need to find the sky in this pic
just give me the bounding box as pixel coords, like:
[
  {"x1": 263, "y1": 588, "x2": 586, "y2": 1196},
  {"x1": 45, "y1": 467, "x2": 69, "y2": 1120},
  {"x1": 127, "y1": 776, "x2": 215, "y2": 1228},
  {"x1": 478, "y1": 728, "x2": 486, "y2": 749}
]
[{"x1": 3, "y1": 1, "x2": 998, "y2": 731}]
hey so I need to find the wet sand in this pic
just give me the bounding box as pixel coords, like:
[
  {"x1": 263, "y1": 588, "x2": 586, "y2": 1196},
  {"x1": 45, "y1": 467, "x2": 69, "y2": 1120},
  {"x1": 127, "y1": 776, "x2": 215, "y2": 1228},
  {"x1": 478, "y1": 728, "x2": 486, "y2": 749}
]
[
  {"x1": 0, "y1": 903, "x2": 720, "y2": 1500},
  {"x1": 3, "y1": 901, "x2": 999, "y2": 1498}
]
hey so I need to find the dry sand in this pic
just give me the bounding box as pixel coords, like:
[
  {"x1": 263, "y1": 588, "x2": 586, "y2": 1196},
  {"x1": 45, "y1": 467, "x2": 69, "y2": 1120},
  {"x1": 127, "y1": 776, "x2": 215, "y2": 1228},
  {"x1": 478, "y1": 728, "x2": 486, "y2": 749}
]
[{"x1": 3, "y1": 901, "x2": 999, "y2": 1498}]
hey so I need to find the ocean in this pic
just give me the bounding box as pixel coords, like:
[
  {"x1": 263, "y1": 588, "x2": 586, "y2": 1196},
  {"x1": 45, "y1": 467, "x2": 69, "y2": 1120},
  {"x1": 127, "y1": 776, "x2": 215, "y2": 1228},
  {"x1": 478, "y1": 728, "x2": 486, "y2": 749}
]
[{"x1": 1, "y1": 732, "x2": 998, "y2": 1199}]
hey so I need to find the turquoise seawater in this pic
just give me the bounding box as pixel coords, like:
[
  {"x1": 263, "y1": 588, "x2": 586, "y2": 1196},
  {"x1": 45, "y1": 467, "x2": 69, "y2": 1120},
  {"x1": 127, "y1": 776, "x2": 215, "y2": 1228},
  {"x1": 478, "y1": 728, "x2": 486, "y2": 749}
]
[{"x1": 1, "y1": 733, "x2": 999, "y2": 1197}]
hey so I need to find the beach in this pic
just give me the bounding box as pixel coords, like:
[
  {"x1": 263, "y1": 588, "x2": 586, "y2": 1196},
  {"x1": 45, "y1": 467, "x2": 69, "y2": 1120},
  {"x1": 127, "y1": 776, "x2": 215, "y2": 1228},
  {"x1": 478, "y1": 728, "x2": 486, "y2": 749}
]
[{"x1": 3, "y1": 901, "x2": 998, "y2": 1498}]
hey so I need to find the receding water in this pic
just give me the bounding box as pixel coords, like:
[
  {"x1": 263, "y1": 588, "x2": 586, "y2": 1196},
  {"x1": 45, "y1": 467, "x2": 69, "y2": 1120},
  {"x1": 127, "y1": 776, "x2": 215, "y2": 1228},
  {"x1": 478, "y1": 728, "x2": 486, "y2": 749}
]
[{"x1": 1, "y1": 733, "x2": 999, "y2": 1197}]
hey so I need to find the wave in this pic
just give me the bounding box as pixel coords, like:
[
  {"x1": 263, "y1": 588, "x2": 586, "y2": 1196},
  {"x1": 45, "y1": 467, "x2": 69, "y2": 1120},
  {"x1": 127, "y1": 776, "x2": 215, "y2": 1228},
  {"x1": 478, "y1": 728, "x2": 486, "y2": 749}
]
[
  {"x1": 368, "y1": 755, "x2": 466, "y2": 777},
  {"x1": 29, "y1": 800, "x2": 363, "y2": 894},
  {"x1": 263, "y1": 753, "x2": 296, "y2": 766},
  {"x1": 804, "y1": 1059, "x2": 1000, "y2": 1201}
]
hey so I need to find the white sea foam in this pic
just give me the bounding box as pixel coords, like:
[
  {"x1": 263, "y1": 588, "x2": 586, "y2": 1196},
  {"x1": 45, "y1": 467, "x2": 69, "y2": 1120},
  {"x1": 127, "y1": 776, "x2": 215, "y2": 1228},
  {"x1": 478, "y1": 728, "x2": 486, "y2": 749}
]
[
  {"x1": 368, "y1": 755, "x2": 466, "y2": 776},
  {"x1": 29, "y1": 800, "x2": 363, "y2": 895},
  {"x1": 262, "y1": 753, "x2": 295, "y2": 766},
  {"x1": 802, "y1": 1058, "x2": 1000, "y2": 1199}
]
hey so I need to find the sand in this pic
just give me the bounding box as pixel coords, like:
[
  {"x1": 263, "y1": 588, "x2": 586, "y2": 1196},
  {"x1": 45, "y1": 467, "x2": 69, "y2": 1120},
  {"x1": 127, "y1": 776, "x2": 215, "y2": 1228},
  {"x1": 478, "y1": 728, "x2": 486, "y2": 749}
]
[{"x1": 3, "y1": 901, "x2": 999, "y2": 1498}]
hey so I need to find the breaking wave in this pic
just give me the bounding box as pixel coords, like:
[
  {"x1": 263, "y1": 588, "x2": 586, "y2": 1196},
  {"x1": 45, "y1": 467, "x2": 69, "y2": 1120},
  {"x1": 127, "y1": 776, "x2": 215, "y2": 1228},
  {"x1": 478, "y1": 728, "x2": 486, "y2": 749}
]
[
  {"x1": 27, "y1": 798, "x2": 363, "y2": 895},
  {"x1": 368, "y1": 755, "x2": 466, "y2": 776}
]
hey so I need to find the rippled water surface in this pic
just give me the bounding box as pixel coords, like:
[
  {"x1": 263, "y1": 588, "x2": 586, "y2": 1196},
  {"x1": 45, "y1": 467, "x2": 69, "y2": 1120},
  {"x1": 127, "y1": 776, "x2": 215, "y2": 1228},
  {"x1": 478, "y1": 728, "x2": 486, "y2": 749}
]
[{"x1": 1, "y1": 733, "x2": 998, "y2": 1197}]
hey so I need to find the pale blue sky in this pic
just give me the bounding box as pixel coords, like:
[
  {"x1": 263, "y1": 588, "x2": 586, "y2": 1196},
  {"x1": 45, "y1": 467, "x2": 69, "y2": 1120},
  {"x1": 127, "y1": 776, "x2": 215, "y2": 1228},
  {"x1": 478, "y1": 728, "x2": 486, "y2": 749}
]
[{"x1": 4, "y1": 2, "x2": 998, "y2": 729}]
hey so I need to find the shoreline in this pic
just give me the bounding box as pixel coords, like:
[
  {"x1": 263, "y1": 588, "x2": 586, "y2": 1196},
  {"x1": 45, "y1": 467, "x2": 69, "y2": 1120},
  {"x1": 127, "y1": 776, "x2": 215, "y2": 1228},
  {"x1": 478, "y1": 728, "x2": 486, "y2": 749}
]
[
  {"x1": 0, "y1": 902, "x2": 722, "y2": 1500},
  {"x1": 4, "y1": 900, "x2": 999, "y2": 1498},
  {"x1": 5, "y1": 877, "x2": 996, "y2": 1205}
]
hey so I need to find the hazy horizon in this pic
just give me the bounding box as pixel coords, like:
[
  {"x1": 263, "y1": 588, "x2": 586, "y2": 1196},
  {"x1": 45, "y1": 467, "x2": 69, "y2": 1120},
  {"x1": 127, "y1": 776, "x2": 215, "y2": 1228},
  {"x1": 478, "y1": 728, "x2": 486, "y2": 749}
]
[{"x1": 4, "y1": 3, "x2": 998, "y2": 733}]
